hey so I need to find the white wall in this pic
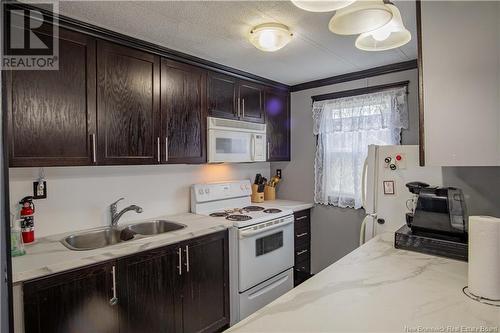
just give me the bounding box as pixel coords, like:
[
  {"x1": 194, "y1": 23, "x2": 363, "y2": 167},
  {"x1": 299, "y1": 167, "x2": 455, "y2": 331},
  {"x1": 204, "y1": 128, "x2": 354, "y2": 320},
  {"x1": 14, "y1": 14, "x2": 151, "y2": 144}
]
[
  {"x1": 271, "y1": 69, "x2": 420, "y2": 273},
  {"x1": 9, "y1": 163, "x2": 270, "y2": 237}
]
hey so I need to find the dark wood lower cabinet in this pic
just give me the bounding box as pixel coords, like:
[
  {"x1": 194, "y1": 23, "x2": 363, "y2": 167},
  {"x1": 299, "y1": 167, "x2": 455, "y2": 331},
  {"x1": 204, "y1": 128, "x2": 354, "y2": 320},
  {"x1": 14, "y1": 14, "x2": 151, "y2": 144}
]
[
  {"x1": 23, "y1": 231, "x2": 229, "y2": 333},
  {"x1": 117, "y1": 245, "x2": 181, "y2": 333},
  {"x1": 23, "y1": 261, "x2": 118, "y2": 333},
  {"x1": 293, "y1": 209, "x2": 313, "y2": 287},
  {"x1": 180, "y1": 232, "x2": 229, "y2": 333}
]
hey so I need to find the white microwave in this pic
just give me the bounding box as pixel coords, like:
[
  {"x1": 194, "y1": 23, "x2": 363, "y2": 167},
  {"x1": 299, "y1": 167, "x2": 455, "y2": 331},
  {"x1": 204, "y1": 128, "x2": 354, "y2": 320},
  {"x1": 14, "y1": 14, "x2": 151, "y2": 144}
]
[{"x1": 207, "y1": 117, "x2": 266, "y2": 163}]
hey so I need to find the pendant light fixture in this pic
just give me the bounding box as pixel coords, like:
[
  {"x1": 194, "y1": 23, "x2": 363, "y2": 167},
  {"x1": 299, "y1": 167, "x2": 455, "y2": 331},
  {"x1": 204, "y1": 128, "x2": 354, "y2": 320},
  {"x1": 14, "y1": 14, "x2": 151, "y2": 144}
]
[
  {"x1": 290, "y1": 0, "x2": 355, "y2": 13},
  {"x1": 355, "y1": 4, "x2": 411, "y2": 51},
  {"x1": 328, "y1": 0, "x2": 393, "y2": 35},
  {"x1": 249, "y1": 23, "x2": 293, "y2": 52}
]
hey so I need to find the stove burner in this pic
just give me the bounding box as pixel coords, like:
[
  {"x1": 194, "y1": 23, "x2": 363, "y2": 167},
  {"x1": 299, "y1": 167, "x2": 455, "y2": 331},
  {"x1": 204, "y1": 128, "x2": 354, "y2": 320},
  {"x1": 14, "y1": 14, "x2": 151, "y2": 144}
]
[
  {"x1": 263, "y1": 208, "x2": 282, "y2": 214},
  {"x1": 242, "y1": 206, "x2": 265, "y2": 212},
  {"x1": 226, "y1": 214, "x2": 252, "y2": 221},
  {"x1": 210, "y1": 212, "x2": 229, "y2": 217}
]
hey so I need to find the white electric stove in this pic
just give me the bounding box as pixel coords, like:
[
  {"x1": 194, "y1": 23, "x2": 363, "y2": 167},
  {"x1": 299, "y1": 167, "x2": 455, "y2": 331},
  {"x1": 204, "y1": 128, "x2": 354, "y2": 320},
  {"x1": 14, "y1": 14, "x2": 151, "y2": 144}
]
[{"x1": 191, "y1": 180, "x2": 294, "y2": 325}]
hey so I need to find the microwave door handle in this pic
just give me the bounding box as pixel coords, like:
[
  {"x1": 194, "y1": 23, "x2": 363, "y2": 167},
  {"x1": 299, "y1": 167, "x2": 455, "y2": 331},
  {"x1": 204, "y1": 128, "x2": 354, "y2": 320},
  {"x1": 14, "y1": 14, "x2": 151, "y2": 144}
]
[{"x1": 251, "y1": 134, "x2": 256, "y2": 161}]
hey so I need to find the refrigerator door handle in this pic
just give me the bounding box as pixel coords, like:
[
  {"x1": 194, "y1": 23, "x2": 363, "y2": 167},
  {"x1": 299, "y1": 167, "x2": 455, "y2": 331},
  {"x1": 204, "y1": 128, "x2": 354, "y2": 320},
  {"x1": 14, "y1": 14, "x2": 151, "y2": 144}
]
[{"x1": 361, "y1": 157, "x2": 368, "y2": 208}]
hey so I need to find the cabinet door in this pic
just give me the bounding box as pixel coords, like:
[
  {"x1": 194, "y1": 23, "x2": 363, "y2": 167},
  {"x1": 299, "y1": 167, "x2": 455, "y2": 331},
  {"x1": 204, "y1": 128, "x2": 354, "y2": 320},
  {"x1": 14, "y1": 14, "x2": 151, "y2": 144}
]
[
  {"x1": 117, "y1": 244, "x2": 181, "y2": 333},
  {"x1": 239, "y1": 82, "x2": 265, "y2": 123},
  {"x1": 97, "y1": 41, "x2": 160, "y2": 165},
  {"x1": 265, "y1": 89, "x2": 290, "y2": 161},
  {"x1": 207, "y1": 72, "x2": 238, "y2": 120},
  {"x1": 161, "y1": 59, "x2": 207, "y2": 164},
  {"x1": 6, "y1": 28, "x2": 97, "y2": 167},
  {"x1": 419, "y1": 1, "x2": 500, "y2": 166},
  {"x1": 23, "y1": 262, "x2": 118, "y2": 333},
  {"x1": 180, "y1": 231, "x2": 229, "y2": 333}
]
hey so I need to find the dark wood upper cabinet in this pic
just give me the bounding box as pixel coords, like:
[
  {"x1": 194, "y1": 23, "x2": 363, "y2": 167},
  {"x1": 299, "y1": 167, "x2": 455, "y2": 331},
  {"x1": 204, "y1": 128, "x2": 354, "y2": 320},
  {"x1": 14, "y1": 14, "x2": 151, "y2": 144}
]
[
  {"x1": 96, "y1": 40, "x2": 161, "y2": 165},
  {"x1": 265, "y1": 89, "x2": 290, "y2": 161},
  {"x1": 161, "y1": 59, "x2": 207, "y2": 164},
  {"x1": 180, "y1": 231, "x2": 229, "y2": 333},
  {"x1": 117, "y1": 244, "x2": 181, "y2": 333},
  {"x1": 207, "y1": 72, "x2": 238, "y2": 120},
  {"x1": 208, "y1": 73, "x2": 265, "y2": 124},
  {"x1": 6, "y1": 28, "x2": 97, "y2": 167},
  {"x1": 23, "y1": 261, "x2": 118, "y2": 333},
  {"x1": 239, "y1": 82, "x2": 265, "y2": 123}
]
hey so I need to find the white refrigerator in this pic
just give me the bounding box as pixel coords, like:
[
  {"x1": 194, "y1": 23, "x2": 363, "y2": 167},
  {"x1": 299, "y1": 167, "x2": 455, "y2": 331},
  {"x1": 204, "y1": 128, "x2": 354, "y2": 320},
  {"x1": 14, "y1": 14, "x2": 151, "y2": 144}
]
[{"x1": 360, "y1": 145, "x2": 443, "y2": 244}]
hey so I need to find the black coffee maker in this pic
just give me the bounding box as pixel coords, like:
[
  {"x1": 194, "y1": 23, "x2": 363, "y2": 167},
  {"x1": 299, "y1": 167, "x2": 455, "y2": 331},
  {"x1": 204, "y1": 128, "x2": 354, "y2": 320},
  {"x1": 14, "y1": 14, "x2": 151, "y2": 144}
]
[{"x1": 405, "y1": 182, "x2": 468, "y2": 240}]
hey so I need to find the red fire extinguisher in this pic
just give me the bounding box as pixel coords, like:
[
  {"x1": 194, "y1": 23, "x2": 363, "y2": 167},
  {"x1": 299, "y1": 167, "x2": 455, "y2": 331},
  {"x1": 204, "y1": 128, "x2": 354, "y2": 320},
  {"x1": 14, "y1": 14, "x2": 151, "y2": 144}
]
[{"x1": 19, "y1": 196, "x2": 35, "y2": 244}]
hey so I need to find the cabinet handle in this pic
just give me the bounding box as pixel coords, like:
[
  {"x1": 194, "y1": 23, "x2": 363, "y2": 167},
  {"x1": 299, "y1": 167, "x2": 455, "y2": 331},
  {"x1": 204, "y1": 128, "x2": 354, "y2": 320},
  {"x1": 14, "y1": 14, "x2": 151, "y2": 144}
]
[
  {"x1": 91, "y1": 133, "x2": 97, "y2": 163},
  {"x1": 296, "y1": 232, "x2": 308, "y2": 238},
  {"x1": 267, "y1": 142, "x2": 270, "y2": 160},
  {"x1": 237, "y1": 97, "x2": 241, "y2": 118},
  {"x1": 157, "y1": 137, "x2": 160, "y2": 163},
  {"x1": 295, "y1": 216, "x2": 308, "y2": 221},
  {"x1": 242, "y1": 98, "x2": 245, "y2": 118},
  {"x1": 296, "y1": 249, "x2": 308, "y2": 256},
  {"x1": 109, "y1": 266, "x2": 118, "y2": 306},
  {"x1": 165, "y1": 137, "x2": 169, "y2": 162},
  {"x1": 184, "y1": 245, "x2": 190, "y2": 272},
  {"x1": 177, "y1": 248, "x2": 182, "y2": 275}
]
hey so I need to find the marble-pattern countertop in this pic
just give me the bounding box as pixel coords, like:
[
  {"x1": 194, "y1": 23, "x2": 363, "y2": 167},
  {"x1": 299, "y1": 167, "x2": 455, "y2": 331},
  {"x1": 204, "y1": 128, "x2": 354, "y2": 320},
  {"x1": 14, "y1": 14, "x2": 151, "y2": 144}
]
[
  {"x1": 228, "y1": 233, "x2": 500, "y2": 333},
  {"x1": 12, "y1": 213, "x2": 232, "y2": 284},
  {"x1": 260, "y1": 199, "x2": 314, "y2": 212}
]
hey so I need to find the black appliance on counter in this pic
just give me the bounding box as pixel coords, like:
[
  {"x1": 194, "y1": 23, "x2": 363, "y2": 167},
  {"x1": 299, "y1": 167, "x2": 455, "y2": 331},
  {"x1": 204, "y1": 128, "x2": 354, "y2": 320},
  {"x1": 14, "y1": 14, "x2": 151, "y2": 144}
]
[{"x1": 395, "y1": 182, "x2": 468, "y2": 261}]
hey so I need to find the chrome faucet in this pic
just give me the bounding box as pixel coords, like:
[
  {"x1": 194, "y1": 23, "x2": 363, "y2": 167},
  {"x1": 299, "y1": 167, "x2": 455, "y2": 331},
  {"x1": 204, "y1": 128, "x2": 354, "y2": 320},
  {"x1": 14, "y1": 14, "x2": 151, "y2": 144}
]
[{"x1": 110, "y1": 198, "x2": 143, "y2": 227}]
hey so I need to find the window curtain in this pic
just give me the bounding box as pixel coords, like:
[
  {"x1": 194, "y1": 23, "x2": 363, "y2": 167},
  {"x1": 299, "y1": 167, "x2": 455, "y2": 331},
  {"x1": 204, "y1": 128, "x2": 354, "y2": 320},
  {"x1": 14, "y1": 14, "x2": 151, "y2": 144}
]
[{"x1": 313, "y1": 87, "x2": 409, "y2": 209}]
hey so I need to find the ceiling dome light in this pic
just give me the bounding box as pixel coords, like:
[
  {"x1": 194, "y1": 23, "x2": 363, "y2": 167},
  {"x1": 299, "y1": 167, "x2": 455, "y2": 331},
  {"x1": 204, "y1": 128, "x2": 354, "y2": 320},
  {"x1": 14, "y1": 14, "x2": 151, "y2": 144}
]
[
  {"x1": 355, "y1": 4, "x2": 411, "y2": 51},
  {"x1": 329, "y1": 0, "x2": 393, "y2": 35},
  {"x1": 249, "y1": 23, "x2": 293, "y2": 52},
  {"x1": 291, "y1": 0, "x2": 355, "y2": 12}
]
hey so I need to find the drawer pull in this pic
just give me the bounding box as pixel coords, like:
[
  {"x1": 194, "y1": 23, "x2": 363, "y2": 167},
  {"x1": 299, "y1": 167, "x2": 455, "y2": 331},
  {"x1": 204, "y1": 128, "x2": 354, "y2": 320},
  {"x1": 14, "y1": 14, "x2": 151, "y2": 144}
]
[
  {"x1": 296, "y1": 249, "x2": 308, "y2": 256},
  {"x1": 295, "y1": 216, "x2": 308, "y2": 221},
  {"x1": 296, "y1": 232, "x2": 308, "y2": 238}
]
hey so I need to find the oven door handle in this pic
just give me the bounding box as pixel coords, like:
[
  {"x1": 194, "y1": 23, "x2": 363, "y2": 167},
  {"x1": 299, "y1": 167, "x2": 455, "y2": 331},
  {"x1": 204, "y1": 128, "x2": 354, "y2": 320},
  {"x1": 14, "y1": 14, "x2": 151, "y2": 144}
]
[{"x1": 239, "y1": 218, "x2": 293, "y2": 239}]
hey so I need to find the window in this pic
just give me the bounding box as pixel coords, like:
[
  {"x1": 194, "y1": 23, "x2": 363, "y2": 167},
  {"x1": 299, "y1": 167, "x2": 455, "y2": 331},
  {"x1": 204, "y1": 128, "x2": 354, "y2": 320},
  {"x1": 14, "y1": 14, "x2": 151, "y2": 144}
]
[{"x1": 313, "y1": 86, "x2": 408, "y2": 209}]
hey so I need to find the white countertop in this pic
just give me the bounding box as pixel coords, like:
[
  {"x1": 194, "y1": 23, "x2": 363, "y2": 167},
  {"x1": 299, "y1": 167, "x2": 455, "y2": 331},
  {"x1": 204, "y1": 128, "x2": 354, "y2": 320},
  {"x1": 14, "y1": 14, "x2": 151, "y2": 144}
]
[
  {"x1": 12, "y1": 213, "x2": 232, "y2": 284},
  {"x1": 228, "y1": 233, "x2": 500, "y2": 333},
  {"x1": 261, "y1": 199, "x2": 313, "y2": 213}
]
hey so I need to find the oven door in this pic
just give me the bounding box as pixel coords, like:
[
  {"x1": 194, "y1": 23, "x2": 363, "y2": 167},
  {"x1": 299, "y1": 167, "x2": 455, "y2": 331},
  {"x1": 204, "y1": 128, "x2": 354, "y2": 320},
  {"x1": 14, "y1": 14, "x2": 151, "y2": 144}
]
[{"x1": 238, "y1": 215, "x2": 294, "y2": 292}]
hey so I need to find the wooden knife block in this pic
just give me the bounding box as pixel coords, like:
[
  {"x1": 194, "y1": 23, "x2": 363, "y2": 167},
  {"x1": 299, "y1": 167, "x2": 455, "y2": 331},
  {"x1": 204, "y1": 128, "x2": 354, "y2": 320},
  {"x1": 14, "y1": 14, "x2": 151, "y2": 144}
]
[
  {"x1": 264, "y1": 186, "x2": 276, "y2": 201},
  {"x1": 251, "y1": 184, "x2": 264, "y2": 203}
]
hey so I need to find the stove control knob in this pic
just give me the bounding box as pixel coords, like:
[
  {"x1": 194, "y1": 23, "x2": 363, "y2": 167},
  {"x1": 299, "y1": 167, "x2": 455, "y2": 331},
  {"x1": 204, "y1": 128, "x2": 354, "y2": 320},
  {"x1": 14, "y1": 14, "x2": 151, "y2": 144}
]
[
  {"x1": 245, "y1": 184, "x2": 250, "y2": 190},
  {"x1": 240, "y1": 184, "x2": 245, "y2": 190},
  {"x1": 198, "y1": 189, "x2": 204, "y2": 195},
  {"x1": 205, "y1": 188, "x2": 210, "y2": 194}
]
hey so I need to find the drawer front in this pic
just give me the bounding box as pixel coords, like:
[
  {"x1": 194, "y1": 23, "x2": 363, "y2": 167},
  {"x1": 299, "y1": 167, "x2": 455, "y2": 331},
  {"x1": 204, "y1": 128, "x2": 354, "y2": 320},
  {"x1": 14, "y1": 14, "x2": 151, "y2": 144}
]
[
  {"x1": 294, "y1": 225, "x2": 310, "y2": 248},
  {"x1": 294, "y1": 210, "x2": 310, "y2": 229},
  {"x1": 294, "y1": 243, "x2": 310, "y2": 264},
  {"x1": 294, "y1": 258, "x2": 310, "y2": 273}
]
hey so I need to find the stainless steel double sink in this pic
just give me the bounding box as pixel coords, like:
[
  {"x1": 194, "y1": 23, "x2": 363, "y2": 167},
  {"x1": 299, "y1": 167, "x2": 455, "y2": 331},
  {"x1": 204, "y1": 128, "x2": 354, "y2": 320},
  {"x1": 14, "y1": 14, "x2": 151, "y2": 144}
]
[{"x1": 61, "y1": 220, "x2": 186, "y2": 251}]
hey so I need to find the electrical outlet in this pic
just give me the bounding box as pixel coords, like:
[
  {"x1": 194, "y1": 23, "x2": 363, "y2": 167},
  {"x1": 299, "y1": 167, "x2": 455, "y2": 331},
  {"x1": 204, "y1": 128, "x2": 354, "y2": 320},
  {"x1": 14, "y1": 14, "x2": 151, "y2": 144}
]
[
  {"x1": 276, "y1": 169, "x2": 282, "y2": 178},
  {"x1": 33, "y1": 181, "x2": 47, "y2": 199}
]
